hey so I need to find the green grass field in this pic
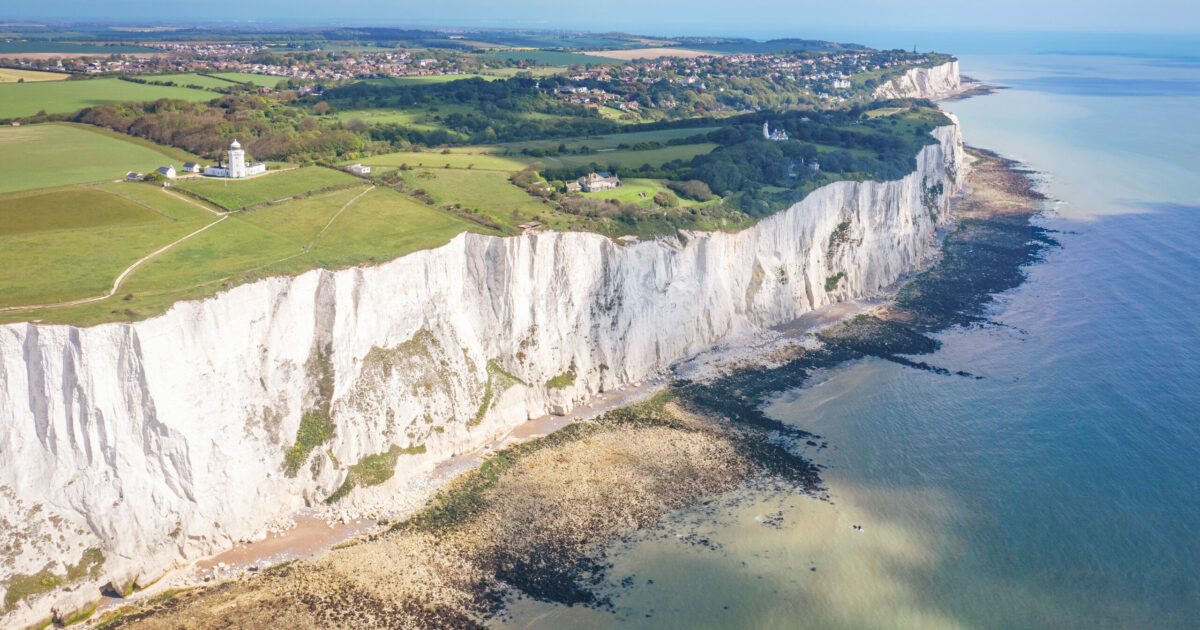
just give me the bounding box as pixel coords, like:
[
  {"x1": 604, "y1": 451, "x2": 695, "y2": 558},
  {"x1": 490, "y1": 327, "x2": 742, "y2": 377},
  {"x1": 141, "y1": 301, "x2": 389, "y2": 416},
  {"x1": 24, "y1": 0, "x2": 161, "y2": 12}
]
[
  {"x1": 551, "y1": 143, "x2": 716, "y2": 169},
  {"x1": 578, "y1": 178, "x2": 702, "y2": 208},
  {"x1": 206, "y1": 72, "x2": 286, "y2": 88},
  {"x1": 151, "y1": 73, "x2": 239, "y2": 89},
  {"x1": 0, "y1": 180, "x2": 493, "y2": 324},
  {"x1": 0, "y1": 188, "x2": 164, "y2": 235},
  {"x1": 480, "y1": 66, "x2": 567, "y2": 78},
  {"x1": 173, "y1": 167, "x2": 363, "y2": 210},
  {"x1": 402, "y1": 168, "x2": 565, "y2": 232},
  {"x1": 864, "y1": 107, "x2": 907, "y2": 118},
  {"x1": 0, "y1": 68, "x2": 69, "y2": 83},
  {"x1": 0, "y1": 123, "x2": 200, "y2": 193},
  {"x1": 0, "y1": 78, "x2": 216, "y2": 119},
  {"x1": 0, "y1": 183, "x2": 209, "y2": 308},
  {"x1": 333, "y1": 108, "x2": 463, "y2": 135},
  {"x1": 358, "y1": 150, "x2": 533, "y2": 171},
  {"x1": 484, "y1": 50, "x2": 618, "y2": 65},
  {"x1": 359, "y1": 74, "x2": 497, "y2": 87},
  {"x1": 494, "y1": 126, "x2": 721, "y2": 153},
  {"x1": 0, "y1": 42, "x2": 156, "y2": 54}
]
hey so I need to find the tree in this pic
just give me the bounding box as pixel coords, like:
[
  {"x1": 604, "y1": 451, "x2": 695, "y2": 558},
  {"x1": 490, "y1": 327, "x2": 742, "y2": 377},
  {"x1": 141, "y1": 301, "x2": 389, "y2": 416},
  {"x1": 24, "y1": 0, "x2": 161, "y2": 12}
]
[
  {"x1": 654, "y1": 190, "x2": 679, "y2": 208},
  {"x1": 312, "y1": 101, "x2": 331, "y2": 115}
]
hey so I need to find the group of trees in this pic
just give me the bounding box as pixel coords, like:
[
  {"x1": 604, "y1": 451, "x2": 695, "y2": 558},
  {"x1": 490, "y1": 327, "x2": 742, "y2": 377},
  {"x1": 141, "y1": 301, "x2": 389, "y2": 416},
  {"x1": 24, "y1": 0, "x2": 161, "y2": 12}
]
[{"x1": 71, "y1": 95, "x2": 365, "y2": 162}]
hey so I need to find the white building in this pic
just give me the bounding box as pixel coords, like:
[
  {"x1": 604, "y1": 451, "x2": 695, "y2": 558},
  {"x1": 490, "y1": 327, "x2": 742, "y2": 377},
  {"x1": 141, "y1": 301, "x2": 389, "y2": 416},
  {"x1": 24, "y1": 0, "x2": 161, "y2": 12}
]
[
  {"x1": 181, "y1": 162, "x2": 201, "y2": 174},
  {"x1": 763, "y1": 122, "x2": 788, "y2": 141},
  {"x1": 204, "y1": 140, "x2": 267, "y2": 178},
  {"x1": 156, "y1": 165, "x2": 176, "y2": 179},
  {"x1": 347, "y1": 163, "x2": 371, "y2": 175}
]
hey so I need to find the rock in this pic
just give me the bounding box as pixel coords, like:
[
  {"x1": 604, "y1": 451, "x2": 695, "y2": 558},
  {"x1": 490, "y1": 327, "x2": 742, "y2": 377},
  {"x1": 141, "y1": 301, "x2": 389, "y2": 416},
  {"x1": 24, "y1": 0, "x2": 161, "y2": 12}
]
[
  {"x1": 50, "y1": 589, "x2": 97, "y2": 626},
  {"x1": 105, "y1": 569, "x2": 138, "y2": 598}
]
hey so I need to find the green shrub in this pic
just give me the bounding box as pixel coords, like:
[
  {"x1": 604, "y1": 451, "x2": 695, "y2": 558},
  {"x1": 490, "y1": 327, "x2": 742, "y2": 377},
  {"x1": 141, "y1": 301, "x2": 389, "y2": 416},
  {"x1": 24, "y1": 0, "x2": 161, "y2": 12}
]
[{"x1": 825, "y1": 272, "x2": 845, "y2": 292}]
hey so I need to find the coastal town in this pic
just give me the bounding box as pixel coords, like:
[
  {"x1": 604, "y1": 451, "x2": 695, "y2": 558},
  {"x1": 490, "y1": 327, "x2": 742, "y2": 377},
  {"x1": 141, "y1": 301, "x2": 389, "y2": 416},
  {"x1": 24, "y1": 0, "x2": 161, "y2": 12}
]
[{"x1": 1, "y1": 32, "x2": 945, "y2": 115}]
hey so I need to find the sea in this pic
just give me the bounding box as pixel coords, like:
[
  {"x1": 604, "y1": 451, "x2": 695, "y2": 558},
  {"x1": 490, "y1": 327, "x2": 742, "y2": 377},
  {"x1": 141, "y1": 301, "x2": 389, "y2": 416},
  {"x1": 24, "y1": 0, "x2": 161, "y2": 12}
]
[{"x1": 498, "y1": 37, "x2": 1200, "y2": 629}]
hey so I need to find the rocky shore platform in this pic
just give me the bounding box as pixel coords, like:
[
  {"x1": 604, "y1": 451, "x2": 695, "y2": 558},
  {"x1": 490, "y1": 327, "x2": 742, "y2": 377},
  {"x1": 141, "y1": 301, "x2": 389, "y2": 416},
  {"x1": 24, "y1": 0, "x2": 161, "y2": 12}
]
[{"x1": 92, "y1": 149, "x2": 1055, "y2": 630}]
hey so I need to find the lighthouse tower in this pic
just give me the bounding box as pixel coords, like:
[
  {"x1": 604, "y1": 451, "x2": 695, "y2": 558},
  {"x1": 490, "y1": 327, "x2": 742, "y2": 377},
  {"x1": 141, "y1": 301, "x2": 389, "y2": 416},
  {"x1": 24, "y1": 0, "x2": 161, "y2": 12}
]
[
  {"x1": 763, "y1": 122, "x2": 770, "y2": 139},
  {"x1": 228, "y1": 139, "x2": 246, "y2": 178}
]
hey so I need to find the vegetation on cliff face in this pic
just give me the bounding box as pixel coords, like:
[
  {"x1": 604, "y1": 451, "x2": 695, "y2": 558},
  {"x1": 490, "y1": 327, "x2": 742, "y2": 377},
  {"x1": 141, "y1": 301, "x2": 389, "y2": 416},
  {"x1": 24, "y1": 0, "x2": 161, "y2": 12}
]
[
  {"x1": 2, "y1": 547, "x2": 104, "y2": 611},
  {"x1": 283, "y1": 345, "x2": 337, "y2": 478},
  {"x1": 544, "y1": 360, "x2": 577, "y2": 390},
  {"x1": 324, "y1": 444, "x2": 427, "y2": 504}
]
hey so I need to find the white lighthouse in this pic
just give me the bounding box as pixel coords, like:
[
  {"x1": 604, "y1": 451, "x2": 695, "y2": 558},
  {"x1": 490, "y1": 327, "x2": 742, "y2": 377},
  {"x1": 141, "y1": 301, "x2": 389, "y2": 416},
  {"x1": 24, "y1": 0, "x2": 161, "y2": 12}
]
[
  {"x1": 228, "y1": 139, "x2": 246, "y2": 179},
  {"x1": 202, "y1": 139, "x2": 268, "y2": 178}
]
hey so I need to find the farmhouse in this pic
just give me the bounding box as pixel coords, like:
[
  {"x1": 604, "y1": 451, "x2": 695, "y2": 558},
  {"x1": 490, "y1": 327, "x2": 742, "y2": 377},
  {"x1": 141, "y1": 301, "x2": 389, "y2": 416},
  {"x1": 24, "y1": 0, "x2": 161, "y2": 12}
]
[
  {"x1": 347, "y1": 163, "x2": 371, "y2": 175},
  {"x1": 204, "y1": 140, "x2": 267, "y2": 178},
  {"x1": 181, "y1": 162, "x2": 201, "y2": 173},
  {"x1": 125, "y1": 171, "x2": 142, "y2": 181},
  {"x1": 573, "y1": 172, "x2": 621, "y2": 192},
  {"x1": 156, "y1": 165, "x2": 176, "y2": 179}
]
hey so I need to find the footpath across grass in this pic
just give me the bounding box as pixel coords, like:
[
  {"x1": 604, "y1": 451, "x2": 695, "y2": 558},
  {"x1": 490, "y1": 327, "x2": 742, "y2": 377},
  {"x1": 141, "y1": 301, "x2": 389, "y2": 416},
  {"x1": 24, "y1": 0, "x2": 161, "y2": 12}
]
[{"x1": 0, "y1": 185, "x2": 494, "y2": 325}]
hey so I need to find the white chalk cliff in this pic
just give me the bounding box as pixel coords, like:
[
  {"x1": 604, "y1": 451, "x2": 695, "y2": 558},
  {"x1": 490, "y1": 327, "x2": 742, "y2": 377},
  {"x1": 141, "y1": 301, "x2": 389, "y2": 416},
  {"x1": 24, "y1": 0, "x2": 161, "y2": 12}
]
[
  {"x1": 0, "y1": 116, "x2": 965, "y2": 625},
  {"x1": 874, "y1": 60, "x2": 962, "y2": 100}
]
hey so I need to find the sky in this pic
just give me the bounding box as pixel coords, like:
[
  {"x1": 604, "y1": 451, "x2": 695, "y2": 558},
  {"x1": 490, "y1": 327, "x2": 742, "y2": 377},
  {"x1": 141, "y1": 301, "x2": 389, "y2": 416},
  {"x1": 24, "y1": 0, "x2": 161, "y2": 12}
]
[{"x1": 8, "y1": 0, "x2": 1200, "y2": 44}]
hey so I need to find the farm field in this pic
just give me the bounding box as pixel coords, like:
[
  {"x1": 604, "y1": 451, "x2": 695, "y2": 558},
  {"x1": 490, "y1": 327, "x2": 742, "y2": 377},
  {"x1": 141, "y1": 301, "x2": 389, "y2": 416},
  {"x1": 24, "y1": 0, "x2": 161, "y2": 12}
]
[
  {"x1": 0, "y1": 183, "x2": 210, "y2": 308},
  {"x1": 551, "y1": 143, "x2": 717, "y2": 169},
  {"x1": 864, "y1": 106, "x2": 907, "y2": 118},
  {"x1": 0, "y1": 187, "x2": 164, "y2": 236},
  {"x1": 206, "y1": 72, "x2": 287, "y2": 88},
  {"x1": 360, "y1": 74, "x2": 496, "y2": 87},
  {"x1": 334, "y1": 108, "x2": 450, "y2": 133},
  {"x1": 480, "y1": 66, "x2": 568, "y2": 78},
  {"x1": 484, "y1": 50, "x2": 619, "y2": 65},
  {"x1": 173, "y1": 167, "x2": 363, "y2": 211},
  {"x1": 153, "y1": 73, "x2": 239, "y2": 89},
  {"x1": 0, "y1": 78, "x2": 216, "y2": 119},
  {"x1": 358, "y1": 150, "x2": 534, "y2": 171},
  {"x1": 495, "y1": 126, "x2": 721, "y2": 152},
  {"x1": 582, "y1": 48, "x2": 715, "y2": 60},
  {"x1": 0, "y1": 42, "x2": 157, "y2": 54},
  {"x1": 0, "y1": 68, "x2": 69, "y2": 83},
  {"x1": 0, "y1": 123, "x2": 200, "y2": 193},
  {"x1": 0, "y1": 184, "x2": 490, "y2": 325},
  {"x1": 402, "y1": 168, "x2": 566, "y2": 232}
]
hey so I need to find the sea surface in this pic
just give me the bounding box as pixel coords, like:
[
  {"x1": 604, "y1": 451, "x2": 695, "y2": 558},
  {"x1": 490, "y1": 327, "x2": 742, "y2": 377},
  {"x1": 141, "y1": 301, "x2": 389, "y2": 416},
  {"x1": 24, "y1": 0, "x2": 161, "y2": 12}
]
[{"x1": 498, "y1": 50, "x2": 1200, "y2": 628}]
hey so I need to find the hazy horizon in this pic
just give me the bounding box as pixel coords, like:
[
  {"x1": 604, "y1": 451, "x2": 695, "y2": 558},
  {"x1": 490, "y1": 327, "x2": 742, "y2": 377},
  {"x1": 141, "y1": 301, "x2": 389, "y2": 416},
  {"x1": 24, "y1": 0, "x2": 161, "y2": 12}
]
[{"x1": 6, "y1": 0, "x2": 1200, "y2": 38}]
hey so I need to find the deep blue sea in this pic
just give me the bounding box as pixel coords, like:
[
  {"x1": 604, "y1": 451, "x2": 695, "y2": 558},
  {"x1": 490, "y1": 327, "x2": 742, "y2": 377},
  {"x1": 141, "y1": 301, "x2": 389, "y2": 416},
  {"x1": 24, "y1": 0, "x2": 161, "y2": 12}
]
[{"x1": 499, "y1": 45, "x2": 1200, "y2": 629}]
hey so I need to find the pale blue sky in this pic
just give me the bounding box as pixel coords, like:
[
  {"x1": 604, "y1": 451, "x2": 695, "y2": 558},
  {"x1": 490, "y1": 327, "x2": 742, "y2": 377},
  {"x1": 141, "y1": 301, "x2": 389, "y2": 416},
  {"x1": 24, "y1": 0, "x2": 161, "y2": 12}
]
[{"x1": 10, "y1": 0, "x2": 1200, "y2": 37}]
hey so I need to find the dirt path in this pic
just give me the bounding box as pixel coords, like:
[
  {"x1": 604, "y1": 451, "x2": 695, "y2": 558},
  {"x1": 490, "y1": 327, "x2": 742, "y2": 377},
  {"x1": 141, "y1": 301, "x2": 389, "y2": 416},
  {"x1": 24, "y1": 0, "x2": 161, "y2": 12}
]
[
  {"x1": 2, "y1": 177, "x2": 369, "y2": 315},
  {"x1": 162, "y1": 188, "x2": 223, "y2": 216},
  {"x1": 310, "y1": 185, "x2": 374, "y2": 246}
]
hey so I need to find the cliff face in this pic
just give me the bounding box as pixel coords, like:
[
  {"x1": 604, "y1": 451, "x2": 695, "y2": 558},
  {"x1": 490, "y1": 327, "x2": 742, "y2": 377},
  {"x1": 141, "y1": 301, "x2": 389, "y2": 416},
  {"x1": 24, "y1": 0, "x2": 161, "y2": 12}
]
[
  {"x1": 873, "y1": 60, "x2": 962, "y2": 100},
  {"x1": 0, "y1": 120, "x2": 964, "y2": 624}
]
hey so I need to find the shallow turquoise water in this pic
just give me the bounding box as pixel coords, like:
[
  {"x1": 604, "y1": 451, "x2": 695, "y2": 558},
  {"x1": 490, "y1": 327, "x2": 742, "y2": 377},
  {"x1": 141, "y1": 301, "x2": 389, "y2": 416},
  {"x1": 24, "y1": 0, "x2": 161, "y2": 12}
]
[{"x1": 499, "y1": 52, "x2": 1200, "y2": 629}]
